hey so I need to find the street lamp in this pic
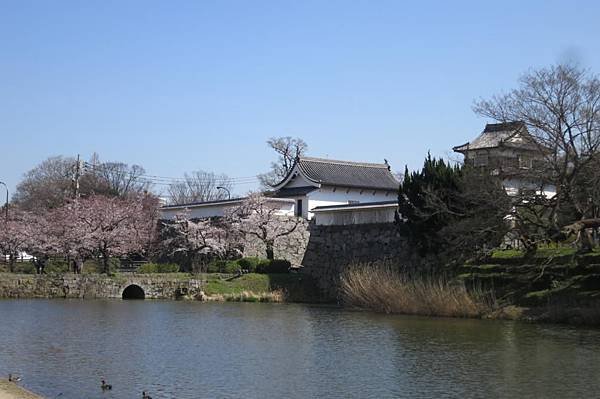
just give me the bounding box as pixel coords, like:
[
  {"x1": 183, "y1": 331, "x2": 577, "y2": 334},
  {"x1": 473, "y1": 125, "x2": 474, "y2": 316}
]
[
  {"x1": 0, "y1": 181, "x2": 7, "y2": 221},
  {"x1": 217, "y1": 186, "x2": 231, "y2": 200}
]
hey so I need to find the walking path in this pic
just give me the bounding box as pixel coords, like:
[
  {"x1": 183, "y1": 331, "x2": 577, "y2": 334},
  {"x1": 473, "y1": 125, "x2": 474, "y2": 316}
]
[{"x1": 0, "y1": 380, "x2": 43, "y2": 399}]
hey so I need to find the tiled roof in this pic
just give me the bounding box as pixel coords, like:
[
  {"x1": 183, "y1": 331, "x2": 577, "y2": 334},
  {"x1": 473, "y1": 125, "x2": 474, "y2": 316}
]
[
  {"x1": 454, "y1": 121, "x2": 539, "y2": 152},
  {"x1": 161, "y1": 197, "x2": 247, "y2": 209},
  {"x1": 161, "y1": 197, "x2": 294, "y2": 209},
  {"x1": 292, "y1": 157, "x2": 399, "y2": 190}
]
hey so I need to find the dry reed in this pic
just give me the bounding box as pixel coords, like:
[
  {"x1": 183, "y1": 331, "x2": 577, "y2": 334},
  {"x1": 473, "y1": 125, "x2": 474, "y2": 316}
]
[{"x1": 340, "y1": 262, "x2": 493, "y2": 318}]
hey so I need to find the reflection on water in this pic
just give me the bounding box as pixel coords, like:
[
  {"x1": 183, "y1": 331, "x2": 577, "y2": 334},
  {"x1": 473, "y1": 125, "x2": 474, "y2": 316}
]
[{"x1": 0, "y1": 300, "x2": 599, "y2": 398}]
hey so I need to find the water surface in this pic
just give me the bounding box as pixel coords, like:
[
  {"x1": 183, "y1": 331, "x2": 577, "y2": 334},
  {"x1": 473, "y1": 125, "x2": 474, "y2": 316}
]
[{"x1": 0, "y1": 300, "x2": 599, "y2": 398}]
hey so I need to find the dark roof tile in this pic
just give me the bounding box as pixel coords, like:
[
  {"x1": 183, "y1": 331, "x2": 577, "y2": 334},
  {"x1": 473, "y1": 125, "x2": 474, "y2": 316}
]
[
  {"x1": 454, "y1": 121, "x2": 539, "y2": 152},
  {"x1": 295, "y1": 157, "x2": 399, "y2": 190}
]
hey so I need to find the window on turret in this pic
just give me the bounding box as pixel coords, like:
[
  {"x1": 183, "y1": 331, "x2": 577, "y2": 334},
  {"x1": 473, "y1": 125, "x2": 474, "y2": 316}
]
[{"x1": 519, "y1": 155, "x2": 532, "y2": 169}]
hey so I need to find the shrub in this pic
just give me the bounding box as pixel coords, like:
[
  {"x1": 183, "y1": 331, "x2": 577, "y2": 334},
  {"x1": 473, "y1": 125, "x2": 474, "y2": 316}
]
[
  {"x1": 256, "y1": 259, "x2": 290, "y2": 274},
  {"x1": 237, "y1": 257, "x2": 262, "y2": 273},
  {"x1": 137, "y1": 263, "x2": 157, "y2": 273},
  {"x1": 206, "y1": 259, "x2": 240, "y2": 274},
  {"x1": 14, "y1": 262, "x2": 36, "y2": 274},
  {"x1": 157, "y1": 263, "x2": 180, "y2": 273},
  {"x1": 82, "y1": 259, "x2": 102, "y2": 274},
  {"x1": 46, "y1": 258, "x2": 70, "y2": 274},
  {"x1": 137, "y1": 263, "x2": 180, "y2": 273}
]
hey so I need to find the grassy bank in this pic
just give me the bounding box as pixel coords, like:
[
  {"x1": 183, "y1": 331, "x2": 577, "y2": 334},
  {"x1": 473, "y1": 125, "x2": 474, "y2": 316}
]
[
  {"x1": 460, "y1": 249, "x2": 600, "y2": 306},
  {"x1": 201, "y1": 273, "x2": 321, "y2": 303},
  {"x1": 339, "y1": 259, "x2": 600, "y2": 325},
  {"x1": 456, "y1": 247, "x2": 600, "y2": 325}
]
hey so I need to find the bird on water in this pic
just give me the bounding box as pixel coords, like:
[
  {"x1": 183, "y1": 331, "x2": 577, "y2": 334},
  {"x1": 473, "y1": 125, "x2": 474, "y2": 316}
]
[
  {"x1": 142, "y1": 391, "x2": 153, "y2": 399},
  {"x1": 101, "y1": 379, "x2": 112, "y2": 390},
  {"x1": 8, "y1": 373, "x2": 22, "y2": 382}
]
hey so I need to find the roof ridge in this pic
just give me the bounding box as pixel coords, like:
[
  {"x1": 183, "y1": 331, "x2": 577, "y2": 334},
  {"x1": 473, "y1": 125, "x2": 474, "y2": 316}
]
[
  {"x1": 483, "y1": 121, "x2": 526, "y2": 133},
  {"x1": 300, "y1": 156, "x2": 388, "y2": 168}
]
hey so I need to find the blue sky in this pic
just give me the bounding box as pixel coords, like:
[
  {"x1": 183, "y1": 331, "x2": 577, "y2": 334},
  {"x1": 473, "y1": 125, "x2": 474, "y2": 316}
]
[{"x1": 1, "y1": 0, "x2": 599, "y2": 197}]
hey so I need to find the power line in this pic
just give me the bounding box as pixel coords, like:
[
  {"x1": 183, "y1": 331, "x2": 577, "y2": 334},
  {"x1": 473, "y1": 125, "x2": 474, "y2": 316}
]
[{"x1": 82, "y1": 162, "x2": 261, "y2": 185}]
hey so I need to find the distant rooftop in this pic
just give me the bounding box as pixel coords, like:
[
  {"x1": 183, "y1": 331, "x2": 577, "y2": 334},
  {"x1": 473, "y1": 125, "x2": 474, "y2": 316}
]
[
  {"x1": 161, "y1": 197, "x2": 294, "y2": 209},
  {"x1": 453, "y1": 121, "x2": 539, "y2": 153}
]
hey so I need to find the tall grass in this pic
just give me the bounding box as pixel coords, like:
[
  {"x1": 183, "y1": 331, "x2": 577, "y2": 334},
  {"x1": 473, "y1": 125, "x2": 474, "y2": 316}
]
[{"x1": 340, "y1": 262, "x2": 493, "y2": 318}]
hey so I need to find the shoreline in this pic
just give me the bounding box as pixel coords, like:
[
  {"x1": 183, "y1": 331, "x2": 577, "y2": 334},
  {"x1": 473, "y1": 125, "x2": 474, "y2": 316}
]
[{"x1": 0, "y1": 380, "x2": 43, "y2": 399}]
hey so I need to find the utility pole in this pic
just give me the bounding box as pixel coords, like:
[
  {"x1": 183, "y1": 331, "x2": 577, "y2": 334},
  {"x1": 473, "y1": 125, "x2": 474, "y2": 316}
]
[{"x1": 72, "y1": 154, "x2": 82, "y2": 199}]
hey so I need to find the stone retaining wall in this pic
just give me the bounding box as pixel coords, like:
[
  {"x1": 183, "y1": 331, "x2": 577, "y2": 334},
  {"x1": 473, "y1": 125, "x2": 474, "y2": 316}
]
[
  {"x1": 301, "y1": 223, "x2": 408, "y2": 299},
  {"x1": 0, "y1": 274, "x2": 204, "y2": 299}
]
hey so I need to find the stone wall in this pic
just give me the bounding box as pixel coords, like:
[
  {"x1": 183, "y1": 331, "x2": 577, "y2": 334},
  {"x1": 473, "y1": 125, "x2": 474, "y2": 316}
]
[
  {"x1": 0, "y1": 274, "x2": 204, "y2": 299},
  {"x1": 0, "y1": 222, "x2": 408, "y2": 302},
  {"x1": 242, "y1": 219, "x2": 310, "y2": 266},
  {"x1": 300, "y1": 223, "x2": 407, "y2": 299}
]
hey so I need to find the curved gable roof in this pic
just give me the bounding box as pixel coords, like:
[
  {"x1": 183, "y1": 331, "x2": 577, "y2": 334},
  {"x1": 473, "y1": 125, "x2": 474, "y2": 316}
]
[
  {"x1": 453, "y1": 121, "x2": 540, "y2": 153},
  {"x1": 275, "y1": 157, "x2": 399, "y2": 191}
]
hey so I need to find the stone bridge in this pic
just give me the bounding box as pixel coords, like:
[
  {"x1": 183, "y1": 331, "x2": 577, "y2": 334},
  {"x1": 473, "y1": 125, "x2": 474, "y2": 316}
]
[{"x1": 0, "y1": 274, "x2": 205, "y2": 300}]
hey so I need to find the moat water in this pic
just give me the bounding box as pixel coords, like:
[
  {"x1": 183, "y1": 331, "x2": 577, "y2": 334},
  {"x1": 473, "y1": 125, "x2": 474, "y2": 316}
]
[{"x1": 0, "y1": 300, "x2": 599, "y2": 398}]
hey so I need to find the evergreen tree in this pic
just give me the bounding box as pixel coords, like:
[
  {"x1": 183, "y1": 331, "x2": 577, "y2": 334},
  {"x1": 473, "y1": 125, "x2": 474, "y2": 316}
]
[
  {"x1": 398, "y1": 154, "x2": 462, "y2": 257},
  {"x1": 398, "y1": 154, "x2": 510, "y2": 268}
]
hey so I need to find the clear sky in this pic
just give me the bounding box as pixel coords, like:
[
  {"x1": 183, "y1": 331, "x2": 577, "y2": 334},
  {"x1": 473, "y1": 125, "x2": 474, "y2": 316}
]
[{"x1": 1, "y1": 0, "x2": 599, "y2": 197}]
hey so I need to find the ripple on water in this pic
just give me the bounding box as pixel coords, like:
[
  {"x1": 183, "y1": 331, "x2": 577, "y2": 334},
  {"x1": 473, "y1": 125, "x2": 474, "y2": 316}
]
[{"x1": 0, "y1": 300, "x2": 600, "y2": 398}]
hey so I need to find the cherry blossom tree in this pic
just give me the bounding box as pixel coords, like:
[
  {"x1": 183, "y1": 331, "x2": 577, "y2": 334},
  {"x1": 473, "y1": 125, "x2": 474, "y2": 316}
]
[
  {"x1": 69, "y1": 195, "x2": 158, "y2": 274},
  {"x1": 157, "y1": 211, "x2": 238, "y2": 272},
  {"x1": 227, "y1": 193, "x2": 301, "y2": 260},
  {"x1": 0, "y1": 209, "x2": 35, "y2": 271}
]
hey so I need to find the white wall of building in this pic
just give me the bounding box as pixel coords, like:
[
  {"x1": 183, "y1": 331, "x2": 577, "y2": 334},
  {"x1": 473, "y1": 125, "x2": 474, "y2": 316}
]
[
  {"x1": 503, "y1": 178, "x2": 557, "y2": 198},
  {"x1": 283, "y1": 171, "x2": 317, "y2": 188},
  {"x1": 313, "y1": 205, "x2": 397, "y2": 226},
  {"x1": 306, "y1": 186, "x2": 396, "y2": 219},
  {"x1": 160, "y1": 199, "x2": 295, "y2": 220}
]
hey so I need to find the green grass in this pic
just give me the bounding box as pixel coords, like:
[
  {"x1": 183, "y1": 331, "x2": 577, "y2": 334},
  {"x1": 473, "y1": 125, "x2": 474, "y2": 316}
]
[
  {"x1": 203, "y1": 273, "x2": 272, "y2": 295},
  {"x1": 491, "y1": 249, "x2": 523, "y2": 259},
  {"x1": 491, "y1": 245, "x2": 584, "y2": 259},
  {"x1": 201, "y1": 273, "x2": 318, "y2": 302},
  {"x1": 536, "y1": 246, "x2": 577, "y2": 257}
]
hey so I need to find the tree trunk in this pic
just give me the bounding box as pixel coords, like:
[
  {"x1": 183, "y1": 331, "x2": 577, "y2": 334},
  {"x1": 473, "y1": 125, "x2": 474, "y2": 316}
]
[
  {"x1": 265, "y1": 241, "x2": 274, "y2": 260},
  {"x1": 101, "y1": 248, "x2": 110, "y2": 275},
  {"x1": 8, "y1": 253, "x2": 15, "y2": 273},
  {"x1": 75, "y1": 257, "x2": 84, "y2": 274}
]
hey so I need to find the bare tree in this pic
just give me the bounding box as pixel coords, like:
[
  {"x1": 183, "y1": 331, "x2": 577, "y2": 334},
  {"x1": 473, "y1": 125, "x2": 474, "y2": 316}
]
[
  {"x1": 258, "y1": 137, "x2": 308, "y2": 188},
  {"x1": 227, "y1": 193, "x2": 302, "y2": 259},
  {"x1": 167, "y1": 171, "x2": 232, "y2": 205},
  {"x1": 83, "y1": 158, "x2": 152, "y2": 197},
  {"x1": 13, "y1": 156, "x2": 75, "y2": 211},
  {"x1": 474, "y1": 64, "x2": 600, "y2": 250},
  {"x1": 14, "y1": 155, "x2": 153, "y2": 211}
]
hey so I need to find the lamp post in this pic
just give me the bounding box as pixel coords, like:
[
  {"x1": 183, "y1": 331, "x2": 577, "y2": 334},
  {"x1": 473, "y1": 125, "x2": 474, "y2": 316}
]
[
  {"x1": 0, "y1": 181, "x2": 7, "y2": 221},
  {"x1": 217, "y1": 186, "x2": 231, "y2": 200}
]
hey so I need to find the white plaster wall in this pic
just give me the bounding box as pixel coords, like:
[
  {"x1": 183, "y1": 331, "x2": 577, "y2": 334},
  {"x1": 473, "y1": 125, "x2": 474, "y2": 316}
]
[
  {"x1": 160, "y1": 200, "x2": 295, "y2": 220},
  {"x1": 314, "y1": 207, "x2": 397, "y2": 226},
  {"x1": 160, "y1": 204, "x2": 237, "y2": 220},
  {"x1": 283, "y1": 170, "x2": 317, "y2": 188},
  {"x1": 306, "y1": 186, "x2": 396, "y2": 219},
  {"x1": 502, "y1": 178, "x2": 556, "y2": 198}
]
